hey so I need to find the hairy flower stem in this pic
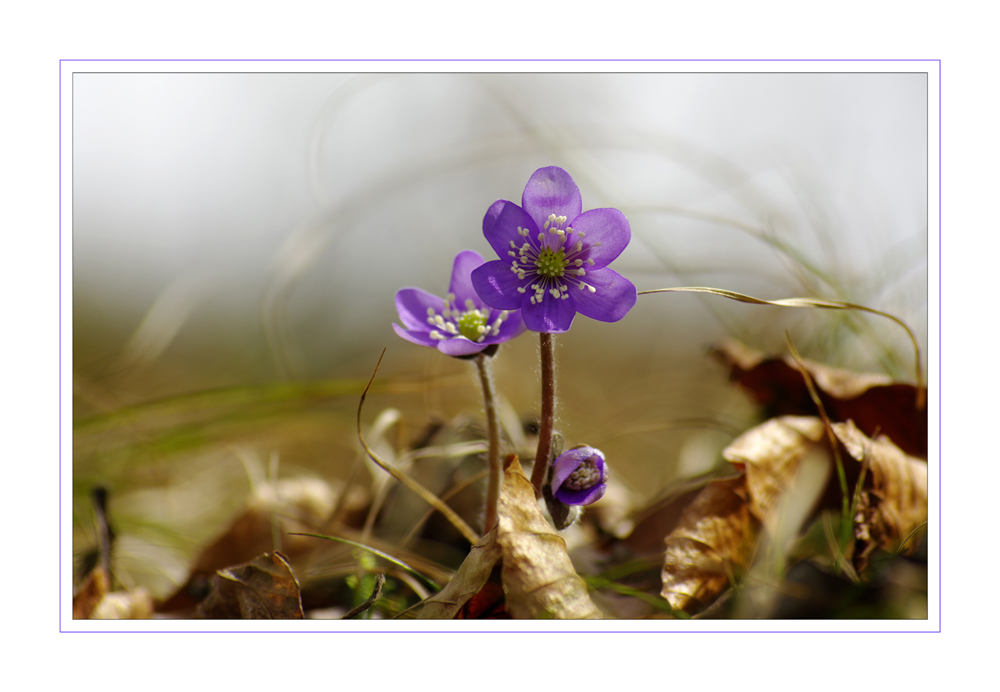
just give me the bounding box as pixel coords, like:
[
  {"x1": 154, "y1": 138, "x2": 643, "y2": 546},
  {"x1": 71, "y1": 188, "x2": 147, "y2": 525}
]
[
  {"x1": 530, "y1": 332, "x2": 556, "y2": 498},
  {"x1": 476, "y1": 353, "x2": 502, "y2": 532}
]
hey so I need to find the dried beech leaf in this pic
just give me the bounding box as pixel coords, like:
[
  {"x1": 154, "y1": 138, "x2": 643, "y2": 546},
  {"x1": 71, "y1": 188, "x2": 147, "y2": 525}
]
[
  {"x1": 832, "y1": 421, "x2": 928, "y2": 560},
  {"x1": 419, "y1": 456, "x2": 600, "y2": 619},
  {"x1": 713, "y1": 339, "x2": 927, "y2": 457},
  {"x1": 497, "y1": 456, "x2": 602, "y2": 619},
  {"x1": 661, "y1": 476, "x2": 760, "y2": 614},
  {"x1": 195, "y1": 552, "x2": 304, "y2": 619},
  {"x1": 73, "y1": 567, "x2": 109, "y2": 619},
  {"x1": 722, "y1": 416, "x2": 827, "y2": 523},
  {"x1": 418, "y1": 529, "x2": 502, "y2": 619},
  {"x1": 74, "y1": 568, "x2": 154, "y2": 619},
  {"x1": 160, "y1": 478, "x2": 334, "y2": 613}
]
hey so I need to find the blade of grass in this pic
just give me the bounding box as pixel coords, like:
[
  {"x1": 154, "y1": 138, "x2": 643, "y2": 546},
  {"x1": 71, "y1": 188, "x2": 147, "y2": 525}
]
[
  {"x1": 356, "y1": 349, "x2": 480, "y2": 546},
  {"x1": 638, "y1": 286, "x2": 925, "y2": 408},
  {"x1": 288, "y1": 532, "x2": 440, "y2": 591}
]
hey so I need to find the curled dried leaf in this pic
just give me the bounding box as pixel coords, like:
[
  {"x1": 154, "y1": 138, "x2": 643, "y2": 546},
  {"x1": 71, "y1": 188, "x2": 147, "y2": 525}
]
[
  {"x1": 722, "y1": 416, "x2": 828, "y2": 524},
  {"x1": 420, "y1": 455, "x2": 600, "y2": 619},
  {"x1": 833, "y1": 421, "x2": 928, "y2": 565},
  {"x1": 195, "y1": 552, "x2": 304, "y2": 619},
  {"x1": 418, "y1": 529, "x2": 502, "y2": 619},
  {"x1": 661, "y1": 476, "x2": 760, "y2": 614},
  {"x1": 498, "y1": 455, "x2": 601, "y2": 619},
  {"x1": 713, "y1": 339, "x2": 927, "y2": 457}
]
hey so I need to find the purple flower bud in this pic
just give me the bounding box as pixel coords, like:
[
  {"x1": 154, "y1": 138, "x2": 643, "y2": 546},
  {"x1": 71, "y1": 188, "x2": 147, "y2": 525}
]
[
  {"x1": 471, "y1": 167, "x2": 637, "y2": 334},
  {"x1": 550, "y1": 446, "x2": 608, "y2": 506},
  {"x1": 393, "y1": 250, "x2": 527, "y2": 357}
]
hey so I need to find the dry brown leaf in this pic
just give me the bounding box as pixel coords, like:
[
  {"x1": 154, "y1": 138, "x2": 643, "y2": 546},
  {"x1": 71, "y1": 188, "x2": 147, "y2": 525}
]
[
  {"x1": 713, "y1": 339, "x2": 927, "y2": 457},
  {"x1": 722, "y1": 416, "x2": 829, "y2": 524},
  {"x1": 420, "y1": 455, "x2": 600, "y2": 619},
  {"x1": 418, "y1": 529, "x2": 502, "y2": 619},
  {"x1": 73, "y1": 567, "x2": 109, "y2": 619},
  {"x1": 833, "y1": 420, "x2": 928, "y2": 564},
  {"x1": 73, "y1": 567, "x2": 155, "y2": 619},
  {"x1": 195, "y1": 552, "x2": 304, "y2": 619},
  {"x1": 661, "y1": 476, "x2": 760, "y2": 614},
  {"x1": 159, "y1": 477, "x2": 334, "y2": 613},
  {"x1": 498, "y1": 456, "x2": 601, "y2": 619}
]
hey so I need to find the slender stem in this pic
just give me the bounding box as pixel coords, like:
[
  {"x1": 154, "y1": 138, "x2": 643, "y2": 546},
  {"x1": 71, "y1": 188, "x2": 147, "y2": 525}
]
[
  {"x1": 530, "y1": 332, "x2": 556, "y2": 498},
  {"x1": 476, "y1": 353, "x2": 502, "y2": 532}
]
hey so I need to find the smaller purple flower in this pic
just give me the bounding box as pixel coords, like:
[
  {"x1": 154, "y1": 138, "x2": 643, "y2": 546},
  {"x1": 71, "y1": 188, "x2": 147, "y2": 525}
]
[
  {"x1": 471, "y1": 166, "x2": 637, "y2": 334},
  {"x1": 393, "y1": 250, "x2": 527, "y2": 357},
  {"x1": 550, "y1": 446, "x2": 608, "y2": 506}
]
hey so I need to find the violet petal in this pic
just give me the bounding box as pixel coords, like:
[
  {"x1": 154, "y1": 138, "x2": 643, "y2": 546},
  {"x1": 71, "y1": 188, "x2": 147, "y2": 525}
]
[
  {"x1": 521, "y1": 291, "x2": 577, "y2": 333},
  {"x1": 395, "y1": 288, "x2": 445, "y2": 331},
  {"x1": 437, "y1": 336, "x2": 489, "y2": 357},
  {"x1": 571, "y1": 268, "x2": 637, "y2": 323},
  {"x1": 554, "y1": 483, "x2": 607, "y2": 506},
  {"x1": 521, "y1": 167, "x2": 582, "y2": 232},
  {"x1": 448, "y1": 250, "x2": 486, "y2": 304},
  {"x1": 569, "y1": 208, "x2": 631, "y2": 269},
  {"x1": 471, "y1": 260, "x2": 527, "y2": 311},
  {"x1": 550, "y1": 447, "x2": 596, "y2": 490},
  {"x1": 392, "y1": 323, "x2": 441, "y2": 348},
  {"x1": 483, "y1": 200, "x2": 536, "y2": 260},
  {"x1": 493, "y1": 309, "x2": 528, "y2": 341}
]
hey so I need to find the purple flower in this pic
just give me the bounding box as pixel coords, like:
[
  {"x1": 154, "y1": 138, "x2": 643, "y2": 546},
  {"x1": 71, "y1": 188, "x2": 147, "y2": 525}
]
[
  {"x1": 393, "y1": 250, "x2": 527, "y2": 357},
  {"x1": 550, "y1": 446, "x2": 608, "y2": 506},
  {"x1": 470, "y1": 166, "x2": 637, "y2": 334}
]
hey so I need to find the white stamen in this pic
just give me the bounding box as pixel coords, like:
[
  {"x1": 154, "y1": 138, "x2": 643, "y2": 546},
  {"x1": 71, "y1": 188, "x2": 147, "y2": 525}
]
[
  {"x1": 517, "y1": 286, "x2": 526, "y2": 293},
  {"x1": 465, "y1": 298, "x2": 475, "y2": 311},
  {"x1": 426, "y1": 307, "x2": 435, "y2": 316},
  {"x1": 430, "y1": 330, "x2": 445, "y2": 340}
]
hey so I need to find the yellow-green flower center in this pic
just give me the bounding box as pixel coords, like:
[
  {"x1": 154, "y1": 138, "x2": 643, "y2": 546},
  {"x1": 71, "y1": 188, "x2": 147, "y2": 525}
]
[
  {"x1": 535, "y1": 247, "x2": 567, "y2": 278},
  {"x1": 457, "y1": 310, "x2": 488, "y2": 341}
]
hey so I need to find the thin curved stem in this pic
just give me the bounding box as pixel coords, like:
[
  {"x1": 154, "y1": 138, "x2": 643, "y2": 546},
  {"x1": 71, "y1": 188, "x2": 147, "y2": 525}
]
[
  {"x1": 476, "y1": 354, "x2": 502, "y2": 532},
  {"x1": 530, "y1": 332, "x2": 556, "y2": 498}
]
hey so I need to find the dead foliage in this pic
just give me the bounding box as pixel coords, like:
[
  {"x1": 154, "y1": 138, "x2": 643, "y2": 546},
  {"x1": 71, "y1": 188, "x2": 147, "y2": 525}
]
[
  {"x1": 195, "y1": 552, "x2": 304, "y2": 619},
  {"x1": 712, "y1": 339, "x2": 927, "y2": 457},
  {"x1": 420, "y1": 455, "x2": 600, "y2": 619}
]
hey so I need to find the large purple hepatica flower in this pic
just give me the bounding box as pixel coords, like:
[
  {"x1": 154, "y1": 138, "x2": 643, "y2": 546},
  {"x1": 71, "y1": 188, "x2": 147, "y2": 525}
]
[
  {"x1": 393, "y1": 250, "x2": 526, "y2": 357},
  {"x1": 471, "y1": 167, "x2": 637, "y2": 333}
]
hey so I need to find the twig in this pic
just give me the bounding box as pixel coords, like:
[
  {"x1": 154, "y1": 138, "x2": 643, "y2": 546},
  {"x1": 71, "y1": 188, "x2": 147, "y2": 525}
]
[{"x1": 341, "y1": 573, "x2": 386, "y2": 619}]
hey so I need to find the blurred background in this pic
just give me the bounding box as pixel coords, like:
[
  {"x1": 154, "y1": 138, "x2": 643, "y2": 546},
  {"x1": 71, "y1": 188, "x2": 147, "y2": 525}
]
[{"x1": 72, "y1": 72, "x2": 928, "y2": 601}]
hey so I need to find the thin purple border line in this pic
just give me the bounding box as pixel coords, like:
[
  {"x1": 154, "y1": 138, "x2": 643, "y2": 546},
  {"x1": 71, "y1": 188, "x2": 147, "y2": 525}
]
[
  {"x1": 60, "y1": 59, "x2": 941, "y2": 634},
  {"x1": 59, "y1": 60, "x2": 63, "y2": 632}
]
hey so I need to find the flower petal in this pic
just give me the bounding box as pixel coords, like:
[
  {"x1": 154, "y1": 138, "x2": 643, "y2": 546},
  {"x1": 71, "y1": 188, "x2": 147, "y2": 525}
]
[
  {"x1": 448, "y1": 250, "x2": 485, "y2": 304},
  {"x1": 569, "y1": 208, "x2": 631, "y2": 269},
  {"x1": 483, "y1": 199, "x2": 506, "y2": 234},
  {"x1": 471, "y1": 260, "x2": 527, "y2": 311},
  {"x1": 392, "y1": 323, "x2": 440, "y2": 348},
  {"x1": 482, "y1": 199, "x2": 537, "y2": 260},
  {"x1": 521, "y1": 167, "x2": 582, "y2": 232},
  {"x1": 491, "y1": 309, "x2": 527, "y2": 342},
  {"x1": 571, "y1": 268, "x2": 637, "y2": 323},
  {"x1": 395, "y1": 288, "x2": 445, "y2": 331},
  {"x1": 550, "y1": 447, "x2": 597, "y2": 491},
  {"x1": 521, "y1": 292, "x2": 577, "y2": 333},
  {"x1": 554, "y1": 483, "x2": 607, "y2": 506},
  {"x1": 437, "y1": 336, "x2": 489, "y2": 357}
]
